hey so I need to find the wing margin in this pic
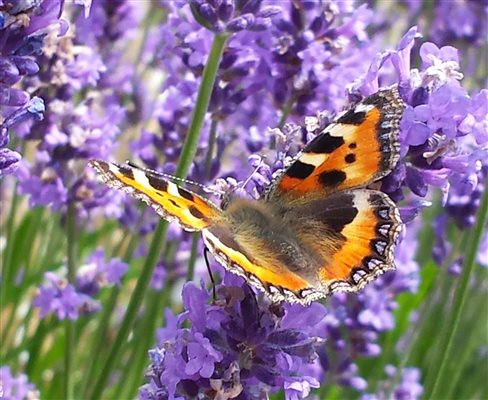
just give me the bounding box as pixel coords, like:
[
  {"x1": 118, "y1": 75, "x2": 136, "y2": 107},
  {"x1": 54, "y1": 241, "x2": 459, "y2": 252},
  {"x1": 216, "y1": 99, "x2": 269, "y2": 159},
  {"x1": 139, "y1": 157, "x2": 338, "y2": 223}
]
[{"x1": 90, "y1": 160, "x2": 222, "y2": 231}]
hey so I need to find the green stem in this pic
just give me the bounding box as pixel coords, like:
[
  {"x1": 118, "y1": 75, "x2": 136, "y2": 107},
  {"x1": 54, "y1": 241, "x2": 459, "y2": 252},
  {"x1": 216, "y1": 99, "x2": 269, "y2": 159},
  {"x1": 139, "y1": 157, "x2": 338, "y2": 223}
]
[
  {"x1": 81, "y1": 230, "x2": 139, "y2": 398},
  {"x1": 175, "y1": 33, "x2": 229, "y2": 178},
  {"x1": 64, "y1": 204, "x2": 78, "y2": 400},
  {"x1": 277, "y1": 94, "x2": 296, "y2": 130},
  {"x1": 2, "y1": 181, "x2": 19, "y2": 288},
  {"x1": 429, "y1": 178, "x2": 488, "y2": 399},
  {"x1": 81, "y1": 286, "x2": 120, "y2": 397},
  {"x1": 186, "y1": 233, "x2": 201, "y2": 282},
  {"x1": 443, "y1": 271, "x2": 488, "y2": 399},
  {"x1": 204, "y1": 119, "x2": 218, "y2": 178},
  {"x1": 26, "y1": 318, "x2": 55, "y2": 377},
  {"x1": 3, "y1": 208, "x2": 45, "y2": 348},
  {"x1": 90, "y1": 32, "x2": 229, "y2": 399},
  {"x1": 117, "y1": 284, "x2": 172, "y2": 398}
]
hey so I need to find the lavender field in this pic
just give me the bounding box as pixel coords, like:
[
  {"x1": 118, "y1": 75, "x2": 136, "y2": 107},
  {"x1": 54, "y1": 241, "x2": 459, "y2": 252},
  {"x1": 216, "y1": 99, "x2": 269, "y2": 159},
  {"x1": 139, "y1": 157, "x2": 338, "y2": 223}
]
[{"x1": 1, "y1": 1, "x2": 487, "y2": 399}]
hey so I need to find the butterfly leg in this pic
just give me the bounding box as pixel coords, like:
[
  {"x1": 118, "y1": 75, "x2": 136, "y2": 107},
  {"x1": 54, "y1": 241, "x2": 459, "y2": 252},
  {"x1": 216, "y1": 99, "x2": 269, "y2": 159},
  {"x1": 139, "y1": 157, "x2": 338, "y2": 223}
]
[{"x1": 203, "y1": 246, "x2": 217, "y2": 301}]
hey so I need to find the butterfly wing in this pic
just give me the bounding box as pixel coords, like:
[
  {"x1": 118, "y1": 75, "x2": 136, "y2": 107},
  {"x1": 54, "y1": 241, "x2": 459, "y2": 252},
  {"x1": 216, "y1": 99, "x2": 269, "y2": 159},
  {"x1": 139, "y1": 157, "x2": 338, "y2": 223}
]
[
  {"x1": 266, "y1": 87, "x2": 405, "y2": 201},
  {"x1": 202, "y1": 225, "x2": 316, "y2": 303},
  {"x1": 201, "y1": 189, "x2": 401, "y2": 304},
  {"x1": 200, "y1": 88, "x2": 405, "y2": 303},
  {"x1": 287, "y1": 189, "x2": 402, "y2": 297},
  {"x1": 90, "y1": 160, "x2": 222, "y2": 231}
]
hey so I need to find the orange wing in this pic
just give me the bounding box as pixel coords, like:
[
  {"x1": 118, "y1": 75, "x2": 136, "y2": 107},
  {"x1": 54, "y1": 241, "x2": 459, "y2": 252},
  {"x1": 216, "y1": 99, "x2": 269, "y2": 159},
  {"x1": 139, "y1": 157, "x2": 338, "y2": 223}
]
[
  {"x1": 90, "y1": 160, "x2": 222, "y2": 231},
  {"x1": 202, "y1": 227, "x2": 314, "y2": 300},
  {"x1": 318, "y1": 190, "x2": 401, "y2": 293},
  {"x1": 267, "y1": 87, "x2": 404, "y2": 201},
  {"x1": 288, "y1": 189, "x2": 402, "y2": 296}
]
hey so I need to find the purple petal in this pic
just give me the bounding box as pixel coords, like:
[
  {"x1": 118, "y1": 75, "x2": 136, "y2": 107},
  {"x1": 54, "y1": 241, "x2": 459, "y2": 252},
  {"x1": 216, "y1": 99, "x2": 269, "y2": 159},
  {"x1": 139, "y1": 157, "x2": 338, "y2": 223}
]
[
  {"x1": 406, "y1": 120, "x2": 431, "y2": 146},
  {"x1": 0, "y1": 148, "x2": 21, "y2": 175}
]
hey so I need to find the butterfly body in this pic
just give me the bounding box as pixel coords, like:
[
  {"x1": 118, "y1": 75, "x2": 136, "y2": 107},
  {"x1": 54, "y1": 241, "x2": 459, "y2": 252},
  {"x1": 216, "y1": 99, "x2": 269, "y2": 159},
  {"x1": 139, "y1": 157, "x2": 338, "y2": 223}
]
[{"x1": 90, "y1": 87, "x2": 405, "y2": 304}]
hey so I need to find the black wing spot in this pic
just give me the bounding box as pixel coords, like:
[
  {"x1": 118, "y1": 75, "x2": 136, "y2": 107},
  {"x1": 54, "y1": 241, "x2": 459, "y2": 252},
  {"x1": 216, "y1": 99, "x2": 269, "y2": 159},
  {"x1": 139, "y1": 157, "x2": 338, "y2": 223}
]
[
  {"x1": 168, "y1": 199, "x2": 180, "y2": 208},
  {"x1": 364, "y1": 92, "x2": 387, "y2": 107},
  {"x1": 348, "y1": 142, "x2": 357, "y2": 149},
  {"x1": 189, "y1": 205, "x2": 205, "y2": 220},
  {"x1": 345, "y1": 154, "x2": 356, "y2": 164},
  {"x1": 177, "y1": 187, "x2": 194, "y2": 201},
  {"x1": 286, "y1": 160, "x2": 315, "y2": 179},
  {"x1": 147, "y1": 174, "x2": 167, "y2": 191},
  {"x1": 318, "y1": 170, "x2": 346, "y2": 187},
  {"x1": 119, "y1": 165, "x2": 134, "y2": 179},
  {"x1": 317, "y1": 192, "x2": 357, "y2": 233},
  {"x1": 337, "y1": 110, "x2": 366, "y2": 125},
  {"x1": 306, "y1": 132, "x2": 345, "y2": 154},
  {"x1": 324, "y1": 207, "x2": 358, "y2": 233}
]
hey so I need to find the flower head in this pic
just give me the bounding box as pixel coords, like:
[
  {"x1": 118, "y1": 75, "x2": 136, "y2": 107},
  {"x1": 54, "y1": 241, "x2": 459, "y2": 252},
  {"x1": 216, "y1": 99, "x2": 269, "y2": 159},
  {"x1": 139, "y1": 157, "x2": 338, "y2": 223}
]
[
  {"x1": 189, "y1": 0, "x2": 281, "y2": 33},
  {"x1": 0, "y1": 366, "x2": 39, "y2": 400},
  {"x1": 0, "y1": 0, "x2": 64, "y2": 174},
  {"x1": 140, "y1": 279, "x2": 326, "y2": 399},
  {"x1": 33, "y1": 249, "x2": 128, "y2": 320}
]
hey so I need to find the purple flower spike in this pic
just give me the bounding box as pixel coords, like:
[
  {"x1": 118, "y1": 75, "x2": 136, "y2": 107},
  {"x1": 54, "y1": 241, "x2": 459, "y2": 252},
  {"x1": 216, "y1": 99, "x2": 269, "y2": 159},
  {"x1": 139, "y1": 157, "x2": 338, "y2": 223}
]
[
  {"x1": 0, "y1": 366, "x2": 39, "y2": 400},
  {"x1": 284, "y1": 376, "x2": 320, "y2": 400},
  {"x1": 74, "y1": 0, "x2": 93, "y2": 18},
  {"x1": 185, "y1": 332, "x2": 223, "y2": 378},
  {"x1": 1, "y1": 0, "x2": 64, "y2": 175},
  {"x1": 257, "y1": 6, "x2": 282, "y2": 18},
  {"x1": 391, "y1": 26, "x2": 422, "y2": 83},
  {"x1": 227, "y1": 13, "x2": 255, "y2": 32},
  {"x1": 199, "y1": 4, "x2": 218, "y2": 26},
  {"x1": 0, "y1": 147, "x2": 21, "y2": 174},
  {"x1": 349, "y1": 51, "x2": 391, "y2": 97},
  {"x1": 33, "y1": 248, "x2": 128, "y2": 320},
  {"x1": 218, "y1": 0, "x2": 235, "y2": 21},
  {"x1": 2, "y1": 97, "x2": 45, "y2": 132},
  {"x1": 0, "y1": 86, "x2": 29, "y2": 107},
  {"x1": 189, "y1": 0, "x2": 279, "y2": 33},
  {"x1": 33, "y1": 272, "x2": 100, "y2": 320},
  {"x1": 361, "y1": 365, "x2": 423, "y2": 400},
  {"x1": 140, "y1": 280, "x2": 325, "y2": 398}
]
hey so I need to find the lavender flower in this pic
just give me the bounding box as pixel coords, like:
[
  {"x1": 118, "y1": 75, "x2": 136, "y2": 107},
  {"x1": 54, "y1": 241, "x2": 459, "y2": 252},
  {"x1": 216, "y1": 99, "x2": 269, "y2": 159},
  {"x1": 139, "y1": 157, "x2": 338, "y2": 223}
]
[
  {"x1": 11, "y1": 0, "x2": 145, "y2": 223},
  {"x1": 139, "y1": 278, "x2": 325, "y2": 399},
  {"x1": 33, "y1": 249, "x2": 128, "y2": 320},
  {"x1": 76, "y1": 248, "x2": 128, "y2": 292},
  {"x1": 430, "y1": 1, "x2": 488, "y2": 48},
  {"x1": 0, "y1": 366, "x2": 39, "y2": 400},
  {"x1": 189, "y1": 0, "x2": 281, "y2": 33},
  {"x1": 349, "y1": 29, "x2": 488, "y2": 227},
  {"x1": 33, "y1": 271, "x2": 100, "y2": 320},
  {"x1": 3, "y1": 1, "x2": 486, "y2": 399},
  {"x1": 361, "y1": 365, "x2": 423, "y2": 400},
  {"x1": 0, "y1": 0, "x2": 65, "y2": 174},
  {"x1": 130, "y1": 14, "x2": 488, "y2": 397}
]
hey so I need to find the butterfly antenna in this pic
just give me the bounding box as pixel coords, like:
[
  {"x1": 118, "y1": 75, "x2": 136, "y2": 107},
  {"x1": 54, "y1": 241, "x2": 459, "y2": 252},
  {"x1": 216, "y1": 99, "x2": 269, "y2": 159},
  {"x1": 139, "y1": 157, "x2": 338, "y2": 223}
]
[
  {"x1": 203, "y1": 246, "x2": 217, "y2": 302},
  {"x1": 125, "y1": 161, "x2": 225, "y2": 196},
  {"x1": 240, "y1": 156, "x2": 266, "y2": 190}
]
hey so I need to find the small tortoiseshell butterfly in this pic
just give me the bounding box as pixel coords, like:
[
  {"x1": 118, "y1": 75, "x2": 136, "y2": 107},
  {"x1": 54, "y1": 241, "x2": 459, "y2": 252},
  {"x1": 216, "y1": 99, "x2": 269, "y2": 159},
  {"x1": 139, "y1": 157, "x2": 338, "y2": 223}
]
[{"x1": 90, "y1": 86, "x2": 405, "y2": 304}]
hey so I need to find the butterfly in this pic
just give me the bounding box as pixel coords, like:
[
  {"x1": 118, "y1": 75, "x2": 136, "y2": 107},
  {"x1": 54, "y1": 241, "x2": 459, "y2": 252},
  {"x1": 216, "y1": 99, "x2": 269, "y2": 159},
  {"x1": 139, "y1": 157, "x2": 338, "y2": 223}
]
[{"x1": 90, "y1": 86, "x2": 405, "y2": 304}]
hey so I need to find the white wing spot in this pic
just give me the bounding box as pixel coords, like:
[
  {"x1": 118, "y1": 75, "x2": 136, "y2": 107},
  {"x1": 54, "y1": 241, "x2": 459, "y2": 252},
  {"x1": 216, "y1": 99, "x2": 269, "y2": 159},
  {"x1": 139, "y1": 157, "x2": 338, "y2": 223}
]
[
  {"x1": 325, "y1": 123, "x2": 357, "y2": 138},
  {"x1": 354, "y1": 104, "x2": 375, "y2": 113},
  {"x1": 133, "y1": 168, "x2": 151, "y2": 186},
  {"x1": 366, "y1": 258, "x2": 383, "y2": 270},
  {"x1": 167, "y1": 181, "x2": 181, "y2": 197},
  {"x1": 299, "y1": 152, "x2": 327, "y2": 166}
]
